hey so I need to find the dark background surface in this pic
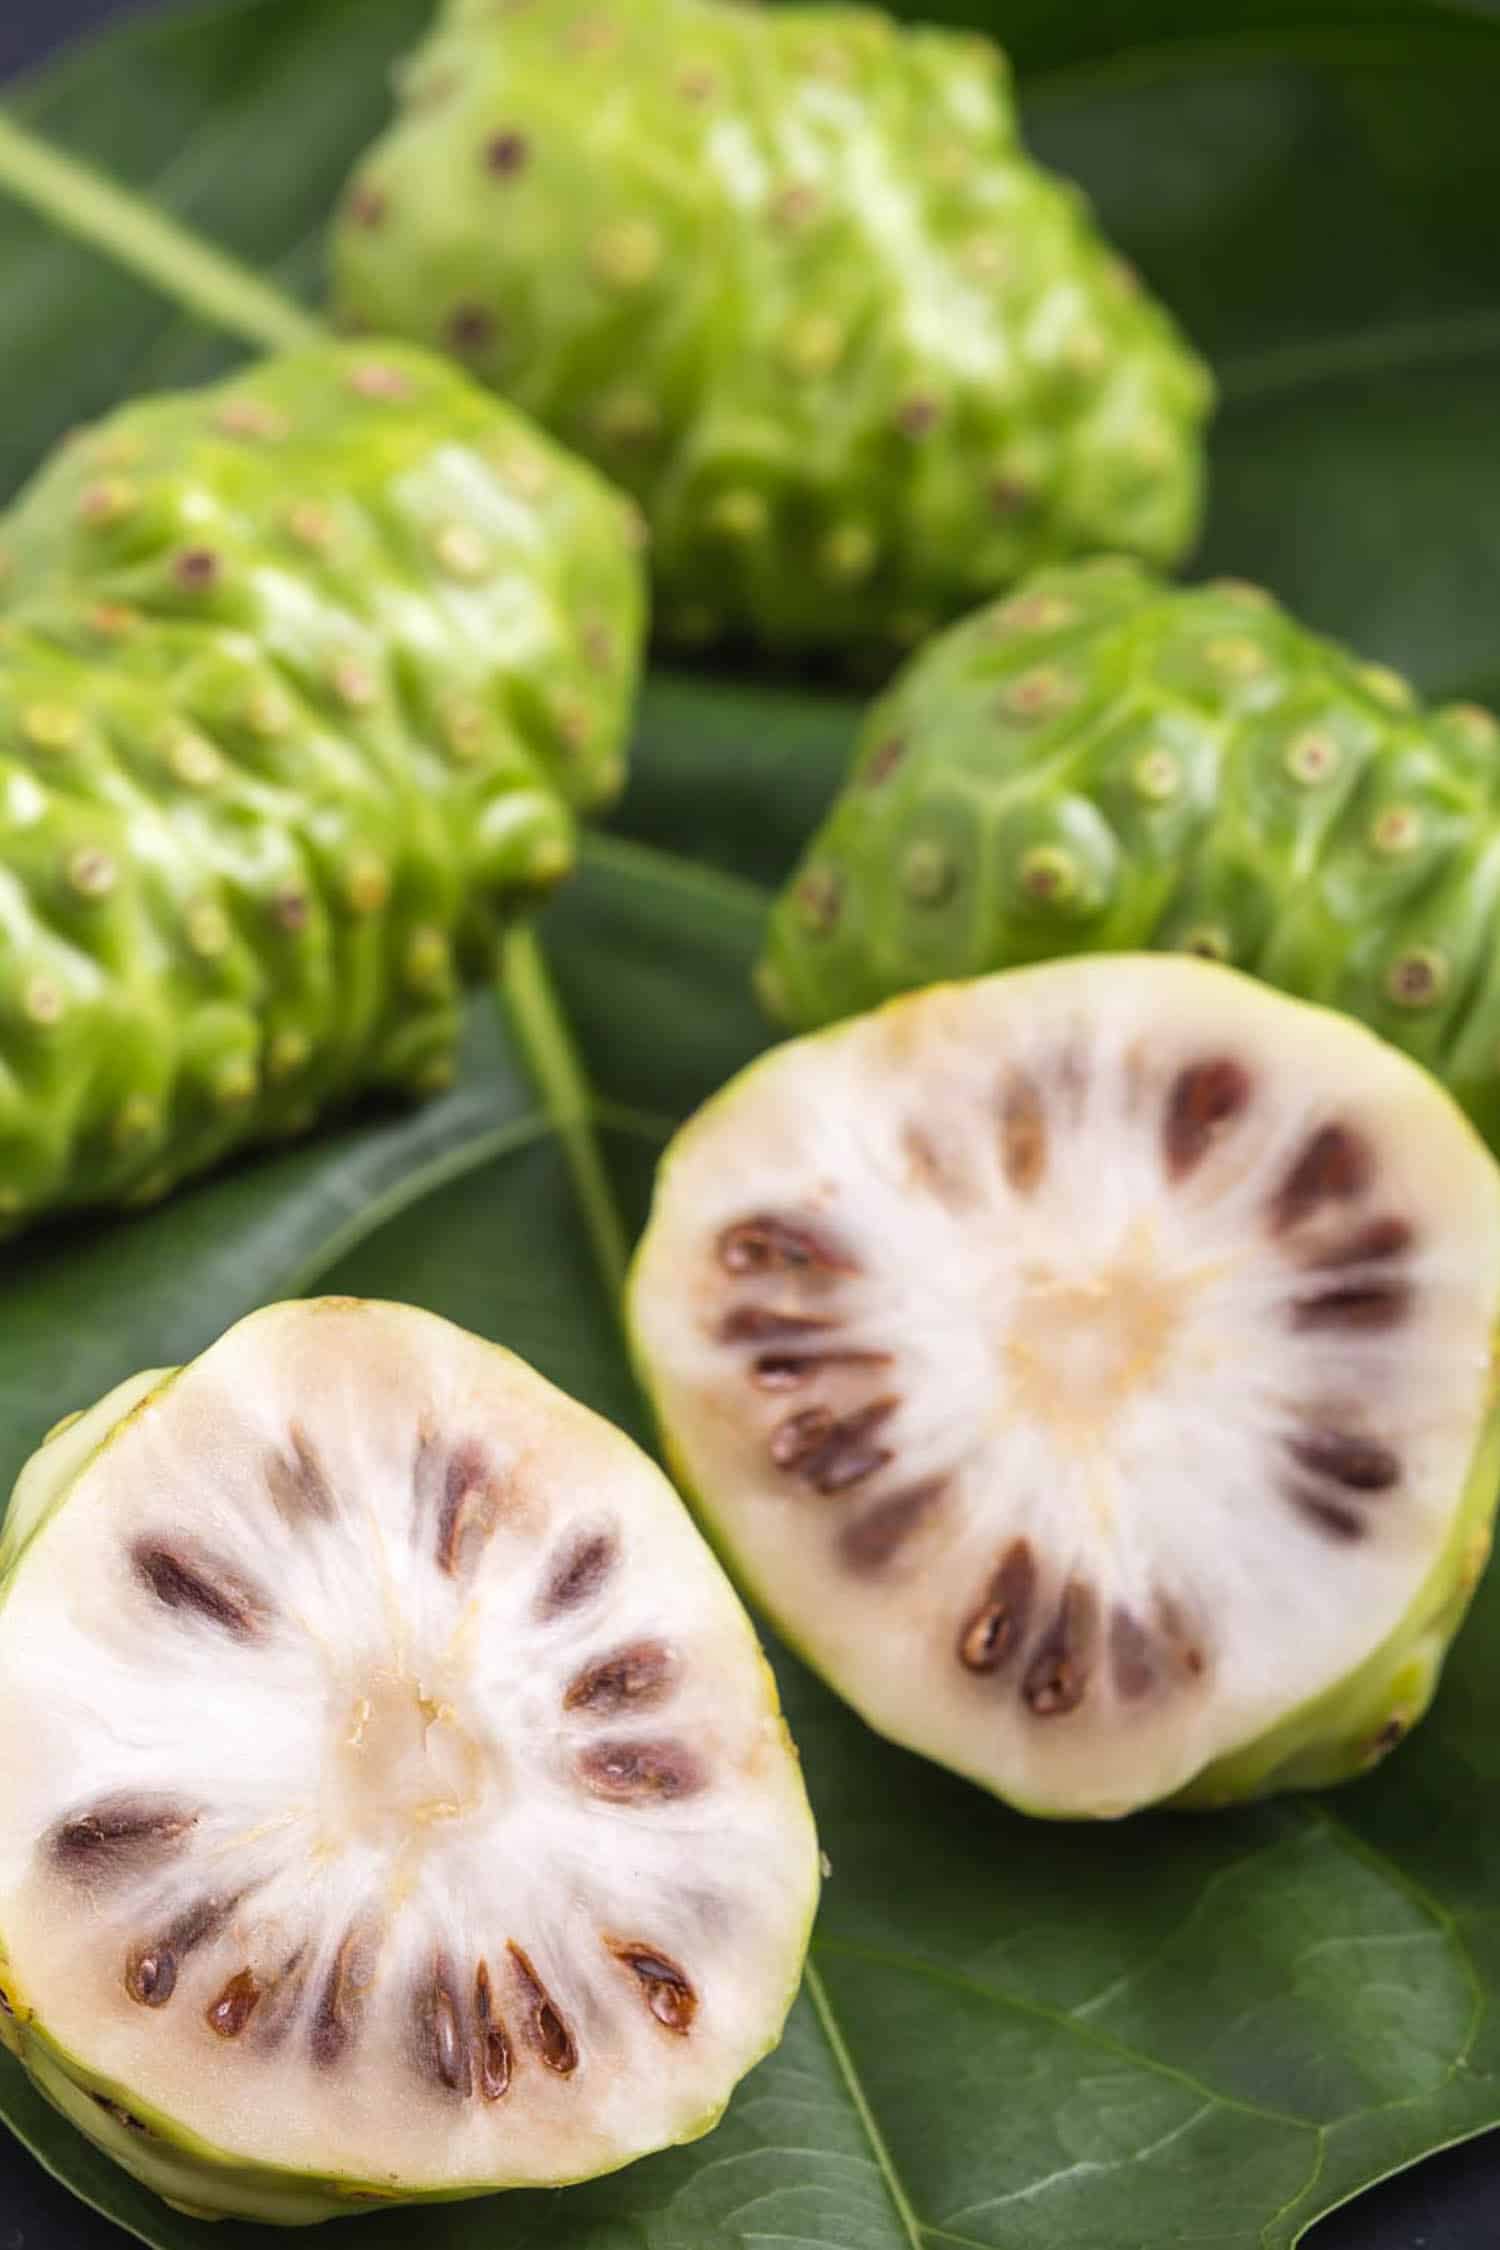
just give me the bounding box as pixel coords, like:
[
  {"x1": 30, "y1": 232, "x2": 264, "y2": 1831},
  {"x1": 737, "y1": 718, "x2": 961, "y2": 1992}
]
[{"x1": 0, "y1": 1, "x2": 1496, "y2": 2246}]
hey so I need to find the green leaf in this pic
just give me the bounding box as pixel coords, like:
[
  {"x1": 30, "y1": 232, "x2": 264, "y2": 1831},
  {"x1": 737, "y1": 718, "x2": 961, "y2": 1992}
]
[{"x1": 3, "y1": 3, "x2": 1500, "y2": 2246}]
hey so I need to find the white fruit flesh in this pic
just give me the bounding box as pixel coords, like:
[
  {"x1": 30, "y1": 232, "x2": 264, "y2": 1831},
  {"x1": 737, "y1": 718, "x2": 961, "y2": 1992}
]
[
  {"x1": 631, "y1": 956, "x2": 1500, "y2": 1816},
  {"x1": 0, "y1": 1301, "x2": 818, "y2": 2198}
]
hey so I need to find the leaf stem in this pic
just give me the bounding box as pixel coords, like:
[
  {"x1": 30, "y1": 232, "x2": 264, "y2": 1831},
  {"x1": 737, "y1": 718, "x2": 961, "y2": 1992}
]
[
  {"x1": 499, "y1": 925, "x2": 632, "y2": 1307},
  {"x1": 0, "y1": 109, "x2": 317, "y2": 355}
]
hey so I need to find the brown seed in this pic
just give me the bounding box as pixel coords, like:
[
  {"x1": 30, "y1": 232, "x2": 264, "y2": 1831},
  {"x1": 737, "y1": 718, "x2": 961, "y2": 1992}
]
[
  {"x1": 539, "y1": 1531, "x2": 618, "y2": 1616},
  {"x1": 719, "y1": 1305, "x2": 837, "y2": 1344},
  {"x1": 1022, "y1": 1580, "x2": 1099, "y2": 1718},
  {"x1": 564, "y1": 1640, "x2": 675, "y2": 1716},
  {"x1": 207, "y1": 1970, "x2": 261, "y2": 2040},
  {"x1": 132, "y1": 1539, "x2": 266, "y2": 1639},
  {"x1": 125, "y1": 1945, "x2": 178, "y2": 2008},
  {"x1": 1291, "y1": 1282, "x2": 1411, "y2": 1332},
  {"x1": 578, "y1": 1739, "x2": 706, "y2": 1803},
  {"x1": 609, "y1": 1942, "x2": 697, "y2": 2034},
  {"x1": 420, "y1": 1954, "x2": 473, "y2": 2098},
  {"x1": 1109, "y1": 1607, "x2": 1157, "y2": 1701},
  {"x1": 839, "y1": 1479, "x2": 946, "y2": 1573},
  {"x1": 1163, "y1": 1057, "x2": 1253, "y2": 1181},
  {"x1": 474, "y1": 1961, "x2": 512, "y2": 2100},
  {"x1": 51, "y1": 1796, "x2": 196, "y2": 1876},
  {"x1": 172, "y1": 548, "x2": 222, "y2": 592},
  {"x1": 346, "y1": 182, "x2": 388, "y2": 227},
  {"x1": 770, "y1": 1406, "x2": 836, "y2": 1471},
  {"x1": 717, "y1": 1214, "x2": 856, "y2": 1275},
  {"x1": 1270, "y1": 1124, "x2": 1371, "y2": 1234},
  {"x1": 751, "y1": 1349, "x2": 892, "y2": 1392},
  {"x1": 446, "y1": 303, "x2": 497, "y2": 354},
  {"x1": 1000, "y1": 1074, "x2": 1046, "y2": 1193},
  {"x1": 265, "y1": 1424, "x2": 336, "y2": 1525},
  {"x1": 507, "y1": 1944, "x2": 577, "y2": 2074},
  {"x1": 1307, "y1": 1216, "x2": 1414, "y2": 1269},
  {"x1": 1295, "y1": 1495, "x2": 1365, "y2": 1543},
  {"x1": 958, "y1": 1539, "x2": 1037, "y2": 1674},
  {"x1": 431, "y1": 1439, "x2": 504, "y2": 1578},
  {"x1": 799, "y1": 1398, "x2": 898, "y2": 1494},
  {"x1": 1287, "y1": 1430, "x2": 1400, "y2": 1492},
  {"x1": 484, "y1": 130, "x2": 530, "y2": 176},
  {"x1": 311, "y1": 1924, "x2": 377, "y2": 2069}
]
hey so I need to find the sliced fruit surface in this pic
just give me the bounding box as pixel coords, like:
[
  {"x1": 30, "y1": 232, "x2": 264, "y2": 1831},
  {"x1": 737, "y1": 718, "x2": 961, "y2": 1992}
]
[
  {"x1": 631, "y1": 956, "x2": 1500, "y2": 1818},
  {"x1": 0, "y1": 1299, "x2": 818, "y2": 2221}
]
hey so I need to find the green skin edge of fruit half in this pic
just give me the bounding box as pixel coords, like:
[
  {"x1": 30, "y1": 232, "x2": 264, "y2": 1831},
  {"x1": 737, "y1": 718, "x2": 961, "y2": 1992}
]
[
  {"x1": 626, "y1": 986, "x2": 1500, "y2": 1821},
  {"x1": 0, "y1": 1356, "x2": 818, "y2": 2224}
]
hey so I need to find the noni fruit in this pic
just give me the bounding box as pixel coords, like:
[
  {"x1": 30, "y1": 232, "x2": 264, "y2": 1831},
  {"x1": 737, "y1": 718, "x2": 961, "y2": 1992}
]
[
  {"x1": 332, "y1": 0, "x2": 1212, "y2": 662},
  {"x1": 0, "y1": 340, "x2": 644, "y2": 1237}
]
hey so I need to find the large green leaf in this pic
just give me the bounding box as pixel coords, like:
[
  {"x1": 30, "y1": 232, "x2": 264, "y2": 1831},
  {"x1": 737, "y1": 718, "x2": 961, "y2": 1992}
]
[{"x1": 4, "y1": 3, "x2": 1500, "y2": 2245}]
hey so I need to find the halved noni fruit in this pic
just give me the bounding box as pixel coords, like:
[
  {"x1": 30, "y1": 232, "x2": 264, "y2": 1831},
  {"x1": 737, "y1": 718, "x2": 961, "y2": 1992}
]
[
  {"x1": 630, "y1": 956, "x2": 1500, "y2": 1818},
  {"x1": 0, "y1": 1300, "x2": 819, "y2": 2224}
]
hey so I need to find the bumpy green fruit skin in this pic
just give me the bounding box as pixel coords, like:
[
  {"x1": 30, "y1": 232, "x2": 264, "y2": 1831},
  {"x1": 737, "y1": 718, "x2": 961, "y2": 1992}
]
[
  {"x1": 332, "y1": 0, "x2": 1211, "y2": 661},
  {"x1": 0, "y1": 340, "x2": 644, "y2": 1235},
  {"x1": 761, "y1": 558, "x2": 1500, "y2": 1143}
]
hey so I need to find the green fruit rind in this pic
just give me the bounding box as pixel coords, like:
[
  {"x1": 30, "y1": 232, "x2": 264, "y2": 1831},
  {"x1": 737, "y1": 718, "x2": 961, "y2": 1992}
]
[
  {"x1": 332, "y1": 0, "x2": 1211, "y2": 660},
  {"x1": 0, "y1": 341, "x2": 645, "y2": 1236},
  {"x1": 0, "y1": 1300, "x2": 819, "y2": 2224},
  {"x1": 761, "y1": 560, "x2": 1500, "y2": 1144},
  {"x1": 629, "y1": 958, "x2": 1500, "y2": 1817}
]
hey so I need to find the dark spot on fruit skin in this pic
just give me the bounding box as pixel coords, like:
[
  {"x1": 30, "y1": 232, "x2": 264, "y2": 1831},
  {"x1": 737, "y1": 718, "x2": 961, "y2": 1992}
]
[
  {"x1": 172, "y1": 548, "x2": 222, "y2": 592},
  {"x1": 347, "y1": 182, "x2": 388, "y2": 227},
  {"x1": 609, "y1": 1942, "x2": 697, "y2": 2033},
  {"x1": 839, "y1": 1480, "x2": 946, "y2": 1572},
  {"x1": 475, "y1": 1962, "x2": 512, "y2": 2100},
  {"x1": 93, "y1": 2096, "x2": 150, "y2": 2135},
  {"x1": 132, "y1": 1539, "x2": 267, "y2": 1640},
  {"x1": 1287, "y1": 1430, "x2": 1400, "y2": 1491},
  {"x1": 52, "y1": 1797, "x2": 196, "y2": 1877},
  {"x1": 564, "y1": 1641, "x2": 675, "y2": 1715},
  {"x1": 752, "y1": 1349, "x2": 892, "y2": 1391},
  {"x1": 1372, "y1": 1717, "x2": 1407, "y2": 1755},
  {"x1": 718, "y1": 1214, "x2": 857, "y2": 1276},
  {"x1": 720, "y1": 1305, "x2": 837, "y2": 1344},
  {"x1": 958, "y1": 1539, "x2": 1036, "y2": 1674},
  {"x1": 265, "y1": 1424, "x2": 336, "y2": 1524},
  {"x1": 1022, "y1": 1580, "x2": 1099, "y2": 1717},
  {"x1": 484, "y1": 130, "x2": 530, "y2": 176},
  {"x1": 1271, "y1": 1124, "x2": 1371, "y2": 1234},
  {"x1": 1164, "y1": 1056, "x2": 1253, "y2": 1181},
  {"x1": 1291, "y1": 1282, "x2": 1411, "y2": 1332},
  {"x1": 207, "y1": 1970, "x2": 261, "y2": 2039},
  {"x1": 446, "y1": 303, "x2": 497, "y2": 354},
  {"x1": 539, "y1": 1531, "x2": 618, "y2": 1616},
  {"x1": 508, "y1": 1944, "x2": 577, "y2": 2075},
  {"x1": 861, "y1": 734, "x2": 907, "y2": 787},
  {"x1": 797, "y1": 1397, "x2": 898, "y2": 1494},
  {"x1": 1295, "y1": 1494, "x2": 1366, "y2": 1543},
  {"x1": 578, "y1": 1739, "x2": 706, "y2": 1803},
  {"x1": 1000, "y1": 1074, "x2": 1046, "y2": 1194}
]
